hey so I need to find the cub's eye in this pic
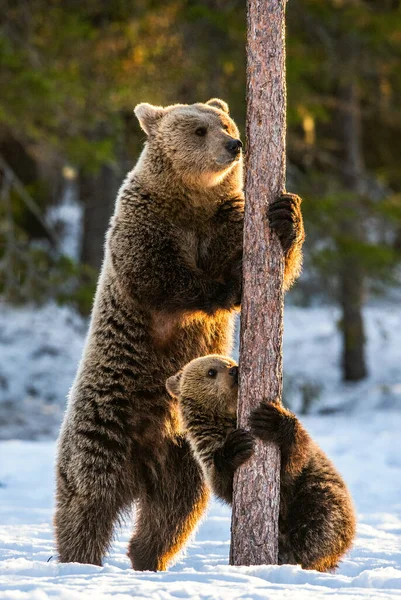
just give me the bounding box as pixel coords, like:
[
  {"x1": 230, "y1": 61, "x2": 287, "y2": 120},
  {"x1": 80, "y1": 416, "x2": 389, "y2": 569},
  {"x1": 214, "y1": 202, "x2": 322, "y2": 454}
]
[
  {"x1": 208, "y1": 368, "x2": 217, "y2": 378},
  {"x1": 222, "y1": 124, "x2": 230, "y2": 133},
  {"x1": 195, "y1": 127, "x2": 207, "y2": 137}
]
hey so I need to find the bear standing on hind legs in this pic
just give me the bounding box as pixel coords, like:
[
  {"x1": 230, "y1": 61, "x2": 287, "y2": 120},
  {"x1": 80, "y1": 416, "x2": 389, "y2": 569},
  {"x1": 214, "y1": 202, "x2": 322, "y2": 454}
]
[
  {"x1": 54, "y1": 98, "x2": 305, "y2": 570},
  {"x1": 166, "y1": 355, "x2": 356, "y2": 572}
]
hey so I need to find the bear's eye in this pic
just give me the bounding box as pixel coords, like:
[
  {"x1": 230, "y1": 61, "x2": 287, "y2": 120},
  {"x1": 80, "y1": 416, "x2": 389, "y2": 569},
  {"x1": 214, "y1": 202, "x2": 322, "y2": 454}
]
[
  {"x1": 208, "y1": 368, "x2": 217, "y2": 378},
  {"x1": 222, "y1": 124, "x2": 230, "y2": 133},
  {"x1": 195, "y1": 127, "x2": 207, "y2": 137}
]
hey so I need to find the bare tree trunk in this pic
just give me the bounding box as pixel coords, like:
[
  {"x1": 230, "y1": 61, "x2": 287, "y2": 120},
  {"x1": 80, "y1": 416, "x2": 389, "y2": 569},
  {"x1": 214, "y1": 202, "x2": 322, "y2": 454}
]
[
  {"x1": 80, "y1": 163, "x2": 120, "y2": 273},
  {"x1": 338, "y1": 82, "x2": 367, "y2": 382},
  {"x1": 230, "y1": 0, "x2": 286, "y2": 566}
]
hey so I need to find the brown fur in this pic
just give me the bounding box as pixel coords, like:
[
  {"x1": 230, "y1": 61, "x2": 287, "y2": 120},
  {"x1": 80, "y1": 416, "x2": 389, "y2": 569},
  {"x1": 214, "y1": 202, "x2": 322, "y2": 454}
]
[
  {"x1": 167, "y1": 355, "x2": 357, "y2": 572},
  {"x1": 54, "y1": 98, "x2": 304, "y2": 570}
]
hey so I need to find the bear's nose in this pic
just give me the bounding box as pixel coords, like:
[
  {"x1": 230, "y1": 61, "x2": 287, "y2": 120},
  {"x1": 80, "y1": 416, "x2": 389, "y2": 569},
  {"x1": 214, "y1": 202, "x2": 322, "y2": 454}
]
[
  {"x1": 225, "y1": 138, "x2": 243, "y2": 155},
  {"x1": 228, "y1": 366, "x2": 239, "y2": 382}
]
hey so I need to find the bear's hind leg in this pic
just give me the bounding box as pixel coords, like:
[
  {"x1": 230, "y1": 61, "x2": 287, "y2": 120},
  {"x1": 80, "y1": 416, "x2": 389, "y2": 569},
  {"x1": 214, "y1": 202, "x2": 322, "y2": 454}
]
[
  {"x1": 128, "y1": 437, "x2": 209, "y2": 571},
  {"x1": 54, "y1": 492, "x2": 126, "y2": 565},
  {"x1": 285, "y1": 465, "x2": 356, "y2": 572},
  {"x1": 54, "y1": 446, "x2": 133, "y2": 565}
]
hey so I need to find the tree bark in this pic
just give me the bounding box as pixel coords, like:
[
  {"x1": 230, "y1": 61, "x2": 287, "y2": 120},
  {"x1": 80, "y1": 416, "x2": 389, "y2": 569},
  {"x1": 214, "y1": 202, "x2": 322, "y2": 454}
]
[
  {"x1": 338, "y1": 81, "x2": 367, "y2": 382},
  {"x1": 230, "y1": 0, "x2": 286, "y2": 566}
]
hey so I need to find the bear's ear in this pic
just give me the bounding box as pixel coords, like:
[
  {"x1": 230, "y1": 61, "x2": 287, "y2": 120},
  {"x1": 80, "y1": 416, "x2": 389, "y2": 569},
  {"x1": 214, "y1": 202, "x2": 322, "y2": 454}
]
[
  {"x1": 206, "y1": 98, "x2": 230, "y2": 114},
  {"x1": 166, "y1": 370, "x2": 183, "y2": 398},
  {"x1": 134, "y1": 103, "x2": 165, "y2": 135}
]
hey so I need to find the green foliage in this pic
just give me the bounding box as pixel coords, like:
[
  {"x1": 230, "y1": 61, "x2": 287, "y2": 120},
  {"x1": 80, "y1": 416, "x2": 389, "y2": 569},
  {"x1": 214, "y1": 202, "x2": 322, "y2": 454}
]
[
  {"x1": 299, "y1": 175, "x2": 401, "y2": 298},
  {"x1": 0, "y1": 239, "x2": 97, "y2": 314},
  {"x1": 1, "y1": 0, "x2": 401, "y2": 313},
  {"x1": 0, "y1": 0, "x2": 247, "y2": 168},
  {"x1": 0, "y1": 180, "x2": 96, "y2": 313}
]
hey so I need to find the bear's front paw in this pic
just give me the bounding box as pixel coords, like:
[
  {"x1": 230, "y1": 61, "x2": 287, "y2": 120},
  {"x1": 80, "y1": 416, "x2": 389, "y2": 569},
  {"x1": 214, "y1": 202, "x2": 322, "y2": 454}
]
[
  {"x1": 269, "y1": 193, "x2": 304, "y2": 254},
  {"x1": 217, "y1": 428, "x2": 255, "y2": 471},
  {"x1": 249, "y1": 401, "x2": 296, "y2": 446}
]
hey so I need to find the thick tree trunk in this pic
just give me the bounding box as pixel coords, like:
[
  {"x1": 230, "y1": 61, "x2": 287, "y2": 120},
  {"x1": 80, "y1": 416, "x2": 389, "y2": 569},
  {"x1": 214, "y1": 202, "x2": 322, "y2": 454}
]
[
  {"x1": 338, "y1": 82, "x2": 367, "y2": 382},
  {"x1": 230, "y1": 0, "x2": 286, "y2": 566}
]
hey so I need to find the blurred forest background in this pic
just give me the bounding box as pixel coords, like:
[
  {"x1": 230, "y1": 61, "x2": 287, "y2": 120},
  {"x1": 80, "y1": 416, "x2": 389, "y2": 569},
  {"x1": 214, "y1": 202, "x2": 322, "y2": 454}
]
[{"x1": 1, "y1": 0, "x2": 401, "y2": 436}]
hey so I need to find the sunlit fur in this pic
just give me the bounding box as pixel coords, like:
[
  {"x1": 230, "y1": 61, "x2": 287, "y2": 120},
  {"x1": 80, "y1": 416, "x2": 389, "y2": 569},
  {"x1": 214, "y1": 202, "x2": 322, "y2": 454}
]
[
  {"x1": 135, "y1": 99, "x2": 242, "y2": 189},
  {"x1": 168, "y1": 355, "x2": 357, "y2": 572},
  {"x1": 54, "y1": 98, "x2": 304, "y2": 571}
]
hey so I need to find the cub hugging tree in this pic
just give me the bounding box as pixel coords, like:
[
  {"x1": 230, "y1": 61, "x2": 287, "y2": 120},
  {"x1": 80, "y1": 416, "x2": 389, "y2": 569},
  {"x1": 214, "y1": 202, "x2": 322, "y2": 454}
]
[
  {"x1": 54, "y1": 98, "x2": 305, "y2": 570},
  {"x1": 166, "y1": 355, "x2": 356, "y2": 572}
]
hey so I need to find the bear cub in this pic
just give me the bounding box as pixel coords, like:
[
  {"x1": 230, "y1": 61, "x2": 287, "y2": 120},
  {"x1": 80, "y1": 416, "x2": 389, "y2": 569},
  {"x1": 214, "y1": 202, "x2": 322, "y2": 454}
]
[{"x1": 166, "y1": 355, "x2": 356, "y2": 572}]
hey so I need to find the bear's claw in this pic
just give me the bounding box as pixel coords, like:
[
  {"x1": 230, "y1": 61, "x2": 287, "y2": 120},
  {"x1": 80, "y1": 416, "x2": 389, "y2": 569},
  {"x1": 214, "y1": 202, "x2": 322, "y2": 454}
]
[
  {"x1": 269, "y1": 193, "x2": 304, "y2": 254},
  {"x1": 249, "y1": 401, "x2": 296, "y2": 447},
  {"x1": 221, "y1": 428, "x2": 255, "y2": 470}
]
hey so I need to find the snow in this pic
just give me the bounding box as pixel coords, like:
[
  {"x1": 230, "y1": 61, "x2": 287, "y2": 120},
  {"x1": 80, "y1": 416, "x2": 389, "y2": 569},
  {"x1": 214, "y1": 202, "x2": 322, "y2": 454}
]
[
  {"x1": 282, "y1": 305, "x2": 401, "y2": 414},
  {"x1": 1, "y1": 300, "x2": 401, "y2": 597},
  {"x1": 1, "y1": 412, "x2": 401, "y2": 599},
  {"x1": 0, "y1": 303, "x2": 86, "y2": 440},
  {"x1": 47, "y1": 180, "x2": 82, "y2": 261}
]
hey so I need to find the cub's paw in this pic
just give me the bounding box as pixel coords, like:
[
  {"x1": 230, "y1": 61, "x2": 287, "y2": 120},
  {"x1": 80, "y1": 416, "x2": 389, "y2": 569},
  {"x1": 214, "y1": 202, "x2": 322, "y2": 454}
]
[
  {"x1": 216, "y1": 428, "x2": 255, "y2": 471},
  {"x1": 269, "y1": 193, "x2": 304, "y2": 254},
  {"x1": 249, "y1": 401, "x2": 296, "y2": 446}
]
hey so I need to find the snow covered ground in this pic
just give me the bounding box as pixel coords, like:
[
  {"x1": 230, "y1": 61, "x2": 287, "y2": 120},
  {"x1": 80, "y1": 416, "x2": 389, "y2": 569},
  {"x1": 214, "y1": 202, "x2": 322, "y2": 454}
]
[
  {"x1": 0, "y1": 303, "x2": 86, "y2": 440},
  {"x1": 282, "y1": 304, "x2": 401, "y2": 414},
  {"x1": 1, "y1": 412, "x2": 401, "y2": 599},
  {"x1": 1, "y1": 300, "x2": 401, "y2": 597}
]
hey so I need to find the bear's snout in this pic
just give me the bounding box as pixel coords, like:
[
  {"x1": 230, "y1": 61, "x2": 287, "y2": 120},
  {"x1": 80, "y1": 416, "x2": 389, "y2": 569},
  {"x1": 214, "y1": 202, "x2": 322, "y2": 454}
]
[{"x1": 225, "y1": 138, "x2": 243, "y2": 156}]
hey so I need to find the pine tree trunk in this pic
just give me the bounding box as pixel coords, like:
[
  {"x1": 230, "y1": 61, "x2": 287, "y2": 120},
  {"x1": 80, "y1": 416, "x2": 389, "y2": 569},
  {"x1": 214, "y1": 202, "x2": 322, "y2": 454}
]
[
  {"x1": 230, "y1": 0, "x2": 286, "y2": 566},
  {"x1": 338, "y1": 82, "x2": 367, "y2": 382}
]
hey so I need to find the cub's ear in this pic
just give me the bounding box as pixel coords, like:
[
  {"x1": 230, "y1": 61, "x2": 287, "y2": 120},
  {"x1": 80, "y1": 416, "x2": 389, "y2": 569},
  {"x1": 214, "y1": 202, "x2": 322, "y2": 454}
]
[
  {"x1": 206, "y1": 98, "x2": 229, "y2": 114},
  {"x1": 166, "y1": 370, "x2": 183, "y2": 398},
  {"x1": 134, "y1": 103, "x2": 165, "y2": 135}
]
